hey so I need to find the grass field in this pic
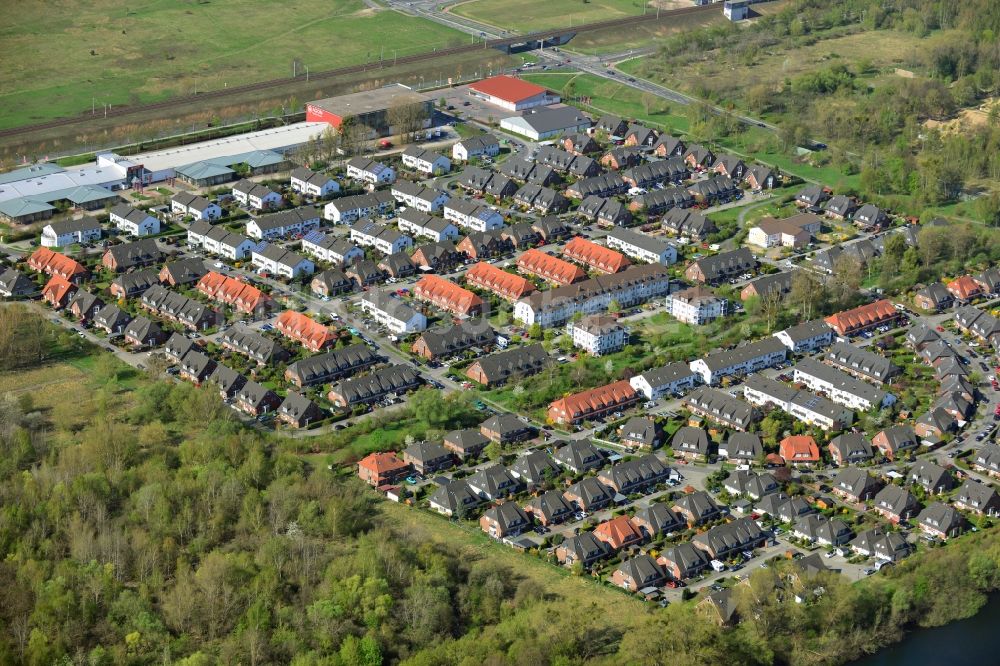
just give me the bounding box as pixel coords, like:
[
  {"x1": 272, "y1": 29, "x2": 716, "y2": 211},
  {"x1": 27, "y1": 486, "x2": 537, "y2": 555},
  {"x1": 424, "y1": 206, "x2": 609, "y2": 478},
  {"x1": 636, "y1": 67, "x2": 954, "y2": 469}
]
[
  {"x1": 625, "y1": 28, "x2": 935, "y2": 113},
  {"x1": 0, "y1": 0, "x2": 467, "y2": 130},
  {"x1": 451, "y1": 0, "x2": 647, "y2": 32}
]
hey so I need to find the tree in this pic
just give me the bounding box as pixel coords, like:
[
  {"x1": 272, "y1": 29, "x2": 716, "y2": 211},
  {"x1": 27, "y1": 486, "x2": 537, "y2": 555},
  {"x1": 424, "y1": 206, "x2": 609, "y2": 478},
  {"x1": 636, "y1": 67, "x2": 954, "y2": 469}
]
[
  {"x1": 830, "y1": 254, "x2": 863, "y2": 306},
  {"x1": 789, "y1": 270, "x2": 821, "y2": 320},
  {"x1": 387, "y1": 101, "x2": 429, "y2": 143}
]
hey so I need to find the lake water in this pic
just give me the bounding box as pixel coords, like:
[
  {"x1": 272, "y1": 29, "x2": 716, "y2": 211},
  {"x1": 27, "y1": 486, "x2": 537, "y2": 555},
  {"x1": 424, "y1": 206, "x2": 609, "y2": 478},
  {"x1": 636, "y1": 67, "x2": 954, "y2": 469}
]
[{"x1": 852, "y1": 596, "x2": 1000, "y2": 665}]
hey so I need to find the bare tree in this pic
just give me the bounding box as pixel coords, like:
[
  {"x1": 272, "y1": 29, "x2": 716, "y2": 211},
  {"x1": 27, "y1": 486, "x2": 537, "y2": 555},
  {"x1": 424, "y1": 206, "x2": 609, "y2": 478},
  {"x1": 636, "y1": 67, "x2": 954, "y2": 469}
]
[{"x1": 387, "y1": 101, "x2": 429, "y2": 144}]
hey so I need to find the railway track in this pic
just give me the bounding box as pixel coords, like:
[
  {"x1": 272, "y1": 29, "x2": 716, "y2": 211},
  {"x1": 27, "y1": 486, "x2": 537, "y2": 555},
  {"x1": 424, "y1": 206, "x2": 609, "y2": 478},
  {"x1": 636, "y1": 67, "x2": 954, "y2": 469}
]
[{"x1": 0, "y1": 4, "x2": 714, "y2": 140}]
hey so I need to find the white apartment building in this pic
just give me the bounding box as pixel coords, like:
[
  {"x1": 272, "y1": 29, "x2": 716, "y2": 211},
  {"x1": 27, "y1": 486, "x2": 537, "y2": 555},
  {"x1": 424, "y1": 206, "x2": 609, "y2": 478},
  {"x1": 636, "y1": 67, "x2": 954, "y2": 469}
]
[
  {"x1": 360, "y1": 290, "x2": 427, "y2": 334},
  {"x1": 743, "y1": 375, "x2": 855, "y2": 431},
  {"x1": 629, "y1": 362, "x2": 701, "y2": 400},
  {"x1": 666, "y1": 285, "x2": 727, "y2": 325},
  {"x1": 232, "y1": 179, "x2": 282, "y2": 211},
  {"x1": 605, "y1": 227, "x2": 677, "y2": 266},
  {"x1": 401, "y1": 147, "x2": 451, "y2": 175},
  {"x1": 345, "y1": 157, "x2": 395, "y2": 185},
  {"x1": 689, "y1": 337, "x2": 787, "y2": 385},
  {"x1": 323, "y1": 191, "x2": 395, "y2": 224},
  {"x1": 444, "y1": 199, "x2": 504, "y2": 232},
  {"x1": 289, "y1": 167, "x2": 339, "y2": 198},
  {"x1": 250, "y1": 243, "x2": 315, "y2": 279},
  {"x1": 246, "y1": 207, "x2": 321, "y2": 240},
  {"x1": 792, "y1": 358, "x2": 895, "y2": 412},
  {"x1": 300, "y1": 231, "x2": 365, "y2": 265},
  {"x1": 565, "y1": 314, "x2": 628, "y2": 356},
  {"x1": 396, "y1": 209, "x2": 460, "y2": 243},
  {"x1": 774, "y1": 319, "x2": 833, "y2": 353},
  {"x1": 390, "y1": 181, "x2": 450, "y2": 213},
  {"x1": 40, "y1": 218, "x2": 102, "y2": 248},
  {"x1": 350, "y1": 219, "x2": 413, "y2": 255},
  {"x1": 452, "y1": 134, "x2": 500, "y2": 161},
  {"x1": 514, "y1": 265, "x2": 672, "y2": 328},
  {"x1": 187, "y1": 220, "x2": 255, "y2": 260},
  {"x1": 109, "y1": 204, "x2": 160, "y2": 236},
  {"x1": 171, "y1": 193, "x2": 221, "y2": 221}
]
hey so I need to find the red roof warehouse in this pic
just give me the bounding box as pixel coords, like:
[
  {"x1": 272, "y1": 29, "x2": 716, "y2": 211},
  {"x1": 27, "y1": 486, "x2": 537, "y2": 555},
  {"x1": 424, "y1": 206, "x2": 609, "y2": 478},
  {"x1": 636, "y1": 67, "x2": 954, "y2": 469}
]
[{"x1": 467, "y1": 75, "x2": 560, "y2": 111}]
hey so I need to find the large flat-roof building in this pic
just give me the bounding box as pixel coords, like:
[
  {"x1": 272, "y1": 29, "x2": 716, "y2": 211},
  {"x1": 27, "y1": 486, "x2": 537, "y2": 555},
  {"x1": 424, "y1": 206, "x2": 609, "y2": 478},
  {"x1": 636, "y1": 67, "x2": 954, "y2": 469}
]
[{"x1": 305, "y1": 84, "x2": 433, "y2": 137}]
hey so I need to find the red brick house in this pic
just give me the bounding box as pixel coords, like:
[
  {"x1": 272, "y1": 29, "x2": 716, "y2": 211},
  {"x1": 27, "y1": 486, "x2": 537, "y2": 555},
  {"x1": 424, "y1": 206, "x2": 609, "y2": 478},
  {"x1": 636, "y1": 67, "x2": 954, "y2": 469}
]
[
  {"x1": 593, "y1": 516, "x2": 644, "y2": 551},
  {"x1": 357, "y1": 452, "x2": 410, "y2": 487},
  {"x1": 547, "y1": 381, "x2": 639, "y2": 425}
]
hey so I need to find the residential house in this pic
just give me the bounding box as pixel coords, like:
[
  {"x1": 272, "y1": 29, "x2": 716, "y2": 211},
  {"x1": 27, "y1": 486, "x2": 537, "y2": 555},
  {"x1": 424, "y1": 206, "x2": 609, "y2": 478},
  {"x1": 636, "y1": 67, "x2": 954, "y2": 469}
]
[
  {"x1": 250, "y1": 243, "x2": 315, "y2": 279},
  {"x1": 824, "y1": 299, "x2": 901, "y2": 336},
  {"x1": 872, "y1": 425, "x2": 918, "y2": 461},
  {"x1": 524, "y1": 490, "x2": 574, "y2": 526},
  {"x1": 402, "y1": 441, "x2": 455, "y2": 475},
  {"x1": 605, "y1": 227, "x2": 677, "y2": 266},
  {"x1": 289, "y1": 167, "x2": 339, "y2": 198},
  {"x1": 171, "y1": 193, "x2": 221, "y2": 221},
  {"x1": 516, "y1": 248, "x2": 586, "y2": 285},
  {"x1": 452, "y1": 134, "x2": 500, "y2": 161},
  {"x1": 953, "y1": 480, "x2": 1000, "y2": 516},
  {"x1": 42, "y1": 275, "x2": 76, "y2": 309},
  {"x1": 831, "y1": 468, "x2": 880, "y2": 502},
  {"x1": 345, "y1": 156, "x2": 395, "y2": 185},
  {"x1": 28, "y1": 247, "x2": 88, "y2": 282},
  {"x1": 509, "y1": 450, "x2": 559, "y2": 486},
  {"x1": 853, "y1": 204, "x2": 888, "y2": 230},
  {"x1": 442, "y1": 429, "x2": 490, "y2": 460},
  {"x1": 274, "y1": 310, "x2": 335, "y2": 351},
  {"x1": 413, "y1": 275, "x2": 483, "y2": 317},
  {"x1": 40, "y1": 217, "x2": 102, "y2": 247},
  {"x1": 480, "y1": 412, "x2": 535, "y2": 444},
  {"x1": 123, "y1": 316, "x2": 165, "y2": 348},
  {"x1": 683, "y1": 386, "x2": 758, "y2": 431},
  {"x1": 283, "y1": 344, "x2": 376, "y2": 387},
  {"x1": 556, "y1": 532, "x2": 610, "y2": 568},
  {"x1": 917, "y1": 502, "x2": 965, "y2": 539},
  {"x1": 0, "y1": 269, "x2": 35, "y2": 299},
  {"x1": 429, "y1": 480, "x2": 483, "y2": 517},
  {"x1": 467, "y1": 466, "x2": 523, "y2": 501},
  {"x1": 723, "y1": 471, "x2": 780, "y2": 500},
  {"x1": 671, "y1": 426, "x2": 711, "y2": 462},
  {"x1": 631, "y1": 503, "x2": 684, "y2": 539},
  {"x1": 552, "y1": 439, "x2": 605, "y2": 474},
  {"x1": 629, "y1": 362, "x2": 701, "y2": 400},
  {"x1": 514, "y1": 264, "x2": 672, "y2": 328},
  {"x1": 657, "y1": 543, "x2": 709, "y2": 581},
  {"x1": 67, "y1": 289, "x2": 104, "y2": 322},
  {"x1": 109, "y1": 204, "x2": 159, "y2": 236},
  {"x1": 779, "y1": 435, "x2": 821, "y2": 466},
  {"x1": 357, "y1": 452, "x2": 410, "y2": 487},
  {"x1": 914, "y1": 282, "x2": 953, "y2": 312},
  {"x1": 465, "y1": 262, "x2": 535, "y2": 302},
  {"x1": 908, "y1": 460, "x2": 954, "y2": 495},
  {"x1": 661, "y1": 209, "x2": 715, "y2": 239},
  {"x1": 350, "y1": 219, "x2": 413, "y2": 255},
  {"x1": 186, "y1": 220, "x2": 256, "y2": 260},
  {"x1": 718, "y1": 432, "x2": 763, "y2": 463},
  {"x1": 232, "y1": 179, "x2": 281, "y2": 211},
  {"x1": 391, "y1": 182, "x2": 450, "y2": 214},
  {"x1": 692, "y1": 517, "x2": 767, "y2": 558},
  {"x1": 774, "y1": 319, "x2": 833, "y2": 354},
  {"x1": 672, "y1": 490, "x2": 721, "y2": 526},
  {"x1": 327, "y1": 366, "x2": 422, "y2": 407},
  {"x1": 618, "y1": 416, "x2": 665, "y2": 450},
  {"x1": 873, "y1": 485, "x2": 920, "y2": 524},
  {"x1": 740, "y1": 272, "x2": 793, "y2": 302},
  {"x1": 323, "y1": 191, "x2": 395, "y2": 224},
  {"x1": 396, "y1": 209, "x2": 459, "y2": 241},
  {"x1": 92, "y1": 304, "x2": 131, "y2": 335},
  {"x1": 311, "y1": 269, "x2": 354, "y2": 297},
  {"x1": 359, "y1": 291, "x2": 427, "y2": 335},
  {"x1": 465, "y1": 343, "x2": 548, "y2": 386},
  {"x1": 547, "y1": 380, "x2": 640, "y2": 425},
  {"x1": 828, "y1": 433, "x2": 875, "y2": 466},
  {"x1": 594, "y1": 516, "x2": 644, "y2": 551},
  {"x1": 823, "y1": 195, "x2": 856, "y2": 220},
  {"x1": 401, "y1": 147, "x2": 451, "y2": 175},
  {"x1": 246, "y1": 207, "x2": 320, "y2": 241},
  {"x1": 411, "y1": 320, "x2": 496, "y2": 361},
  {"x1": 685, "y1": 247, "x2": 756, "y2": 285},
  {"x1": 563, "y1": 477, "x2": 614, "y2": 512},
  {"x1": 689, "y1": 337, "x2": 787, "y2": 385},
  {"x1": 744, "y1": 164, "x2": 777, "y2": 191}
]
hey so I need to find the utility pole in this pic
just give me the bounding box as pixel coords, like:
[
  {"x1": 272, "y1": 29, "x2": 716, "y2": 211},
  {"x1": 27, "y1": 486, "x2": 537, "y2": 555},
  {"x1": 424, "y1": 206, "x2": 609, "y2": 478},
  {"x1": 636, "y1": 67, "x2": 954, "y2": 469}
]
[
  {"x1": 305, "y1": 66, "x2": 309, "y2": 82},
  {"x1": 293, "y1": 61, "x2": 296, "y2": 77}
]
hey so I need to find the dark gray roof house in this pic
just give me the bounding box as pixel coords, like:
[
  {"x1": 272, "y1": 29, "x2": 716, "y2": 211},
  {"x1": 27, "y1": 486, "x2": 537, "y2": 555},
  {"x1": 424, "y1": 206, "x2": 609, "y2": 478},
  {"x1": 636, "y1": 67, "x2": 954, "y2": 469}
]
[
  {"x1": 480, "y1": 412, "x2": 535, "y2": 443},
  {"x1": 467, "y1": 465, "x2": 522, "y2": 501},
  {"x1": 525, "y1": 490, "x2": 574, "y2": 525},
  {"x1": 563, "y1": 476, "x2": 614, "y2": 511},
  {"x1": 671, "y1": 426, "x2": 711, "y2": 460},
  {"x1": 631, "y1": 502, "x2": 684, "y2": 538},
  {"x1": 720, "y1": 432, "x2": 763, "y2": 462},
  {"x1": 831, "y1": 467, "x2": 880, "y2": 502},
  {"x1": 429, "y1": 479, "x2": 483, "y2": 517},
  {"x1": 672, "y1": 490, "x2": 721, "y2": 525},
  {"x1": 908, "y1": 460, "x2": 954, "y2": 494},
  {"x1": 552, "y1": 439, "x2": 605, "y2": 473},
  {"x1": 872, "y1": 485, "x2": 920, "y2": 522},
  {"x1": 917, "y1": 502, "x2": 964, "y2": 538},
  {"x1": 207, "y1": 363, "x2": 246, "y2": 400},
  {"x1": 277, "y1": 392, "x2": 324, "y2": 428},
  {"x1": 509, "y1": 450, "x2": 560, "y2": 485}
]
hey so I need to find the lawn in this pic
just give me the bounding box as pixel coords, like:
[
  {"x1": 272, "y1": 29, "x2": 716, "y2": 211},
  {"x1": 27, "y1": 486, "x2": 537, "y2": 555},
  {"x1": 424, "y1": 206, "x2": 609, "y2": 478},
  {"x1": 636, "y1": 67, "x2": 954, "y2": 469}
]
[
  {"x1": 522, "y1": 72, "x2": 691, "y2": 134},
  {"x1": 451, "y1": 0, "x2": 646, "y2": 33},
  {"x1": 0, "y1": 0, "x2": 467, "y2": 130}
]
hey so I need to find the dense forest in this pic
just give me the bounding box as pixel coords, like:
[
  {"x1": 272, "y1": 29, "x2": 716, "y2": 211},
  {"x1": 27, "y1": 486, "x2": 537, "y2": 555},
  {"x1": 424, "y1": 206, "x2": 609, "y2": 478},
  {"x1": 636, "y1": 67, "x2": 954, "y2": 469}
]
[
  {"x1": 634, "y1": 0, "x2": 1000, "y2": 213},
  {"x1": 0, "y1": 304, "x2": 999, "y2": 665}
]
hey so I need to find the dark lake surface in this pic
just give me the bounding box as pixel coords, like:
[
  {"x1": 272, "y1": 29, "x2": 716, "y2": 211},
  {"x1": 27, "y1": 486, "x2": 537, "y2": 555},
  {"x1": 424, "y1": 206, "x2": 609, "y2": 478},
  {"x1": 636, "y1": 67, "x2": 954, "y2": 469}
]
[{"x1": 851, "y1": 596, "x2": 1000, "y2": 665}]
